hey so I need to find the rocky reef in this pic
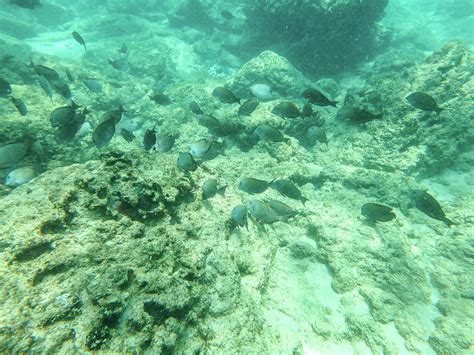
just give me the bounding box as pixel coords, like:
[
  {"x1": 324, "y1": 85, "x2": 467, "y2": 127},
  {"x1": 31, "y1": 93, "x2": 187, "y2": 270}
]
[
  {"x1": 1, "y1": 37, "x2": 473, "y2": 353},
  {"x1": 0, "y1": 152, "x2": 269, "y2": 352},
  {"x1": 243, "y1": 0, "x2": 389, "y2": 76},
  {"x1": 160, "y1": 0, "x2": 389, "y2": 77},
  {"x1": 333, "y1": 41, "x2": 474, "y2": 176}
]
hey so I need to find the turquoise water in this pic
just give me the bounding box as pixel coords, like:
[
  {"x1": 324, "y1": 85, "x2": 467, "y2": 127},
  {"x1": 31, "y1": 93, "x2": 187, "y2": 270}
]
[{"x1": 0, "y1": 1, "x2": 473, "y2": 353}]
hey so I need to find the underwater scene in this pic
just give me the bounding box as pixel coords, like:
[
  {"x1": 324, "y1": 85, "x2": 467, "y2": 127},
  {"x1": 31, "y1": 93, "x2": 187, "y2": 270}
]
[{"x1": 0, "y1": 0, "x2": 473, "y2": 353}]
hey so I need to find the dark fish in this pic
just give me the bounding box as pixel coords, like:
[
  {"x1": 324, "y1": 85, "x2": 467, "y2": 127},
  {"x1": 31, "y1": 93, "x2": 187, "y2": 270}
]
[
  {"x1": 150, "y1": 93, "x2": 172, "y2": 106},
  {"x1": 197, "y1": 115, "x2": 232, "y2": 136},
  {"x1": 0, "y1": 78, "x2": 12, "y2": 97},
  {"x1": 38, "y1": 75, "x2": 53, "y2": 102},
  {"x1": 198, "y1": 115, "x2": 222, "y2": 131},
  {"x1": 120, "y1": 128, "x2": 135, "y2": 142},
  {"x1": 29, "y1": 61, "x2": 59, "y2": 81},
  {"x1": 119, "y1": 43, "x2": 128, "y2": 55},
  {"x1": 189, "y1": 138, "x2": 212, "y2": 157},
  {"x1": 412, "y1": 190, "x2": 454, "y2": 226},
  {"x1": 50, "y1": 101, "x2": 80, "y2": 127},
  {"x1": 156, "y1": 134, "x2": 176, "y2": 153},
  {"x1": 8, "y1": 0, "x2": 41, "y2": 9},
  {"x1": 221, "y1": 10, "x2": 234, "y2": 20},
  {"x1": 302, "y1": 103, "x2": 314, "y2": 117},
  {"x1": 108, "y1": 58, "x2": 128, "y2": 71},
  {"x1": 247, "y1": 200, "x2": 289, "y2": 224},
  {"x1": 11, "y1": 97, "x2": 28, "y2": 116},
  {"x1": 264, "y1": 199, "x2": 298, "y2": 219},
  {"x1": 54, "y1": 110, "x2": 86, "y2": 144},
  {"x1": 92, "y1": 119, "x2": 116, "y2": 148},
  {"x1": 72, "y1": 31, "x2": 87, "y2": 51},
  {"x1": 65, "y1": 68, "x2": 75, "y2": 82},
  {"x1": 231, "y1": 205, "x2": 248, "y2": 228},
  {"x1": 0, "y1": 141, "x2": 31, "y2": 168},
  {"x1": 302, "y1": 88, "x2": 337, "y2": 107},
  {"x1": 54, "y1": 122, "x2": 83, "y2": 143},
  {"x1": 82, "y1": 78, "x2": 102, "y2": 93},
  {"x1": 339, "y1": 107, "x2": 382, "y2": 124},
  {"x1": 238, "y1": 99, "x2": 259, "y2": 116},
  {"x1": 108, "y1": 81, "x2": 123, "y2": 88},
  {"x1": 202, "y1": 179, "x2": 226, "y2": 200},
  {"x1": 361, "y1": 203, "x2": 396, "y2": 222},
  {"x1": 271, "y1": 101, "x2": 301, "y2": 118},
  {"x1": 307, "y1": 126, "x2": 328, "y2": 147},
  {"x1": 53, "y1": 80, "x2": 72, "y2": 99},
  {"x1": 101, "y1": 106, "x2": 125, "y2": 125},
  {"x1": 254, "y1": 124, "x2": 287, "y2": 143},
  {"x1": 239, "y1": 177, "x2": 270, "y2": 194},
  {"x1": 270, "y1": 179, "x2": 309, "y2": 206},
  {"x1": 189, "y1": 138, "x2": 223, "y2": 161},
  {"x1": 212, "y1": 87, "x2": 240, "y2": 104},
  {"x1": 189, "y1": 100, "x2": 203, "y2": 115},
  {"x1": 143, "y1": 126, "x2": 156, "y2": 150},
  {"x1": 177, "y1": 152, "x2": 199, "y2": 171},
  {"x1": 406, "y1": 92, "x2": 443, "y2": 114}
]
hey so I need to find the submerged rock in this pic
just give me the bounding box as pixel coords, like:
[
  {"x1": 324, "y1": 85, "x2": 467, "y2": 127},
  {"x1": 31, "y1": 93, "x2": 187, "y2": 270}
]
[
  {"x1": 228, "y1": 50, "x2": 308, "y2": 98},
  {"x1": 244, "y1": 0, "x2": 388, "y2": 76}
]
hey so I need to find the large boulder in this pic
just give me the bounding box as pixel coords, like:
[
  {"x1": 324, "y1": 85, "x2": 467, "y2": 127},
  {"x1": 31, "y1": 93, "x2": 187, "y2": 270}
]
[
  {"x1": 227, "y1": 50, "x2": 309, "y2": 99},
  {"x1": 243, "y1": 0, "x2": 389, "y2": 76}
]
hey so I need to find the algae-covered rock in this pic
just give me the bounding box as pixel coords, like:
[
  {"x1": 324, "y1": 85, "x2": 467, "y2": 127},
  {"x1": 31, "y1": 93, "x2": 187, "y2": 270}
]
[
  {"x1": 227, "y1": 50, "x2": 309, "y2": 99},
  {"x1": 244, "y1": 0, "x2": 388, "y2": 76},
  {"x1": 0, "y1": 5, "x2": 473, "y2": 352},
  {"x1": 332, "y1": 42, "x2": 474, "y2": 176},
  {"x1": 0, "y1": 150, "x2": 269, "y2": 353}
]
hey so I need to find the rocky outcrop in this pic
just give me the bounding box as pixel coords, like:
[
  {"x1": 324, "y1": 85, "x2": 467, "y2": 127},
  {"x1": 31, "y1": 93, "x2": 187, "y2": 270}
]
[{"x1": 244, "y1": 0, "x2": 389, "y2": 76}]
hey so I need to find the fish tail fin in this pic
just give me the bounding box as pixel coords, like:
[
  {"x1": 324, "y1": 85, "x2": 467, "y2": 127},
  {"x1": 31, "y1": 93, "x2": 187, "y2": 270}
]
[
  {"x1": 300, "y1": 196, "x2": 309, "y2": 207},
  {"x1": 435, "y1": 107, "x2": 444, "y2": 114},
  {"x1": 330, "y1": 101, "x2": 338, "y2": 108},
  {"x1": 200, "y1": 164, "x2": 211, "y2": 173},
  {"x1": 83, "y1": 44, "x2": 87, "y2": 51},
  {"x1": 279, "y1": 214, "x2": 292, "y2": 223},
  {"x1": 71, "y1": 100, "x2": 81, "y2": 109},
  {"x1": 217, "y1": 185, "x2": 227, "y2": 196},
  {"x1": 444, "y1": 217, "x2": 455, "y2": 227}
]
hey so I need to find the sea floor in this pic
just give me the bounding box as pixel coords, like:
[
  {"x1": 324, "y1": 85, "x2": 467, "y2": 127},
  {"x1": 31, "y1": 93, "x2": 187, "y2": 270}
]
[{"x1": 0, "y1": 1, "x2": 473, "y2": 353}]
